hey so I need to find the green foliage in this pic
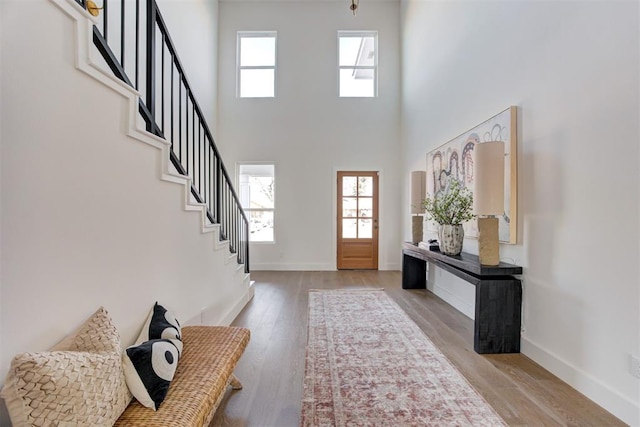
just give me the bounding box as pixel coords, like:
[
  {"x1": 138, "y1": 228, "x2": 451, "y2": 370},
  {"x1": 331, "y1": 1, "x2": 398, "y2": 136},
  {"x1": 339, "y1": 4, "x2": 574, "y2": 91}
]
[{"x1": 422, "y1": 180, "x2": 475, "y2": 225}]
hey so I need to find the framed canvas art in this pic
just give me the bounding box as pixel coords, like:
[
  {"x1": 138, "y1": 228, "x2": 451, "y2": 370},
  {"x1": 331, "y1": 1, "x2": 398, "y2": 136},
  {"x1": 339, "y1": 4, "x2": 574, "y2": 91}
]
[{"x1": 426, "y1": 106, "x2": 517, "y2": 244}]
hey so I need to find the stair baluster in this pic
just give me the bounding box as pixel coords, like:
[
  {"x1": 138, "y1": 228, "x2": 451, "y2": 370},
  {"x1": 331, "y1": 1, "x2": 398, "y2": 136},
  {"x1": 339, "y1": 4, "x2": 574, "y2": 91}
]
[{"x1": 74, "y1": 0, "x2": 250, "y2": 273}]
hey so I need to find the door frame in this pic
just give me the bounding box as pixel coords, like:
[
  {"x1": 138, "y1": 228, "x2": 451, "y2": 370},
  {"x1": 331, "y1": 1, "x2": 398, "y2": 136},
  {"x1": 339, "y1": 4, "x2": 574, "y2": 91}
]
[{"x1": 332, "y1": 168, "x2": 384, "y2": 270}]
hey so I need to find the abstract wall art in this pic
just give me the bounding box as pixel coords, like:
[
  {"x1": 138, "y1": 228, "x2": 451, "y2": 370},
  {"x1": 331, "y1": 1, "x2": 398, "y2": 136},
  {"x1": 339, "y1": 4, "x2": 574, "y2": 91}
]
[{"x1": 426, "y1": 106, "x2": 517, "y2": 244}]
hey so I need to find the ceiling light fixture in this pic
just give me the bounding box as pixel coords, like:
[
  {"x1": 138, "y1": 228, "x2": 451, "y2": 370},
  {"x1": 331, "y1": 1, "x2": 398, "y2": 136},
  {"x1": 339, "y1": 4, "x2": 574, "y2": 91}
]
[{"x1": 350, "y1": 0, "x2": 359, "y2": 16}]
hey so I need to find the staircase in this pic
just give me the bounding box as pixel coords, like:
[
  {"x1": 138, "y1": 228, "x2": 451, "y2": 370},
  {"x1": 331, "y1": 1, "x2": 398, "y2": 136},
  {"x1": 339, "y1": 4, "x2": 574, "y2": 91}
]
[{"x1": 51, "y1": 0, "x2": 250, "y2": 277}]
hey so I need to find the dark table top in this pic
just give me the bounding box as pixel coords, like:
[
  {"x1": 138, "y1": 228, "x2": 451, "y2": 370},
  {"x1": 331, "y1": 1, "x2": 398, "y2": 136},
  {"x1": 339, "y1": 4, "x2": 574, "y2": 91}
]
[{"x1": 403, "y1": 242, "x2": 523, "y2": 277}]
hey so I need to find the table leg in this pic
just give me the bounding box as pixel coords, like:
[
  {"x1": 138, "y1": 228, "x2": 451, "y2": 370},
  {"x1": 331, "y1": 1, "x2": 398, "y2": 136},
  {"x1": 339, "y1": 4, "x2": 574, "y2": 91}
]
[
  {"x1": 402, "y1": 252, "x2": 427, "y2": 289},
  {"x1": 474, "y1": 279, "x2": 522, "y2": 354}
]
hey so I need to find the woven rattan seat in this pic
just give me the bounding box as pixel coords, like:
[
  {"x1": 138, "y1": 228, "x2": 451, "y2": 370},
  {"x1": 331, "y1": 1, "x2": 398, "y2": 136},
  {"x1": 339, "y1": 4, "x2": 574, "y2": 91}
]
[{"x1": 114, "y1": 326, "x2": 250, "y2": 427}]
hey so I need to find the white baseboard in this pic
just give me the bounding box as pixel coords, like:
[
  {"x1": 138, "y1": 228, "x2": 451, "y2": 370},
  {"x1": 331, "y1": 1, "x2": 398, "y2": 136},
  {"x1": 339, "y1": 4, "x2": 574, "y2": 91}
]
[
  {"x1": 251, "y1": 262, "x2": 335, "y2": 271},
  {"x1": 251, "y1": 262, "x2": 400, "y2": 271},
  {"x1": 183, "y1": 286, "x2": 254, "y2": 327},
  {"x1": 218, "y1": 287, "x2": 254, "y2": 326},
  {"x1": 380, "y1": 262, "x2": 401, "y2": 271},
  {"x1": 521, "y1": 336, "x2": 639, "y2": 426}
]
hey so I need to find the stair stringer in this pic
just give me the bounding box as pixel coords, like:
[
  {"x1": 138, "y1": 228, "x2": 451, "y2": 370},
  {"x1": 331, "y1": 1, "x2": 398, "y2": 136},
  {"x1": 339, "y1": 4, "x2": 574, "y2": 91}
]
[{"x1": 49, "y1": 0, "x2": 252, "y2": 324}]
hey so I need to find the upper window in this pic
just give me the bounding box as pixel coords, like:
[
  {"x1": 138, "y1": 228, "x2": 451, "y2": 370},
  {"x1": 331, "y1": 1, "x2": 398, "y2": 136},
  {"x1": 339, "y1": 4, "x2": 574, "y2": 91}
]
[
  {"x1": 338, "y1": 31, "x2": 377, "y2": 98},
  {"x1": 238, "y1": 163, "x2": 275, "y2": 242},
  {"x1": 237, "y1": 32, "x2": 277, "y2": 98}
]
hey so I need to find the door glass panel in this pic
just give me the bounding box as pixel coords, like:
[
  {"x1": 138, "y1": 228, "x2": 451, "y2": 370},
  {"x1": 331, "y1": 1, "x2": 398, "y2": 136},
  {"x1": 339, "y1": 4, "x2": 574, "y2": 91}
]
[
  {"x1": 358, "y1": 219, "x2": 372, "y2": 238},
  {"x1": 358, "y1": 176, "x2": 373, "y2": 196},
  {"x1": 342, "y1": 219, "x2": 357, "y2": 238},
  {"x1": 358, "y1": 198, "x2": 372, "y2": 218},
  {"x1": 342, "y1": 177, "x2": 357, "y2": 196},
  {"x1": 342, "y1": 198, "x2": 357, "y2": 217}
]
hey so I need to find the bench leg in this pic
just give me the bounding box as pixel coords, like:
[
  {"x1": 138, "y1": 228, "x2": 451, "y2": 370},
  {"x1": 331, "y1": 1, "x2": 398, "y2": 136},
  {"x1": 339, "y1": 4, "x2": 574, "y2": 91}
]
[{"x1": 230, "y1": 374, "x2": 243, "y2": 390}]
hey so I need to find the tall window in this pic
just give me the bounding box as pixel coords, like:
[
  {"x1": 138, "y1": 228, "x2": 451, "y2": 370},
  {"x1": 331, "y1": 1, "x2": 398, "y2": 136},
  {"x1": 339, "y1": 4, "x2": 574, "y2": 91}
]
[
  {"x1": 237, "y1": 31, "x2": 277, "y2": 98},
  {"x1": 238, "y1": 163, "x2": 275, "y2": 242},
  {"x1": 338, "y1": 31, "x2": 377, "y2": 98}
]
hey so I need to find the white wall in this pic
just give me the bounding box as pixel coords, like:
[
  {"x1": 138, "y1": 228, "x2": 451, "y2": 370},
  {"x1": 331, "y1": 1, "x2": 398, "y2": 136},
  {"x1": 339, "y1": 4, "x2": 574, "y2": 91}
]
[
  {"x1": 0, "y1": 0, "x2": 245, "y2": 424},
  {"x1": 218, "y1": 0, "x2": 402, "y2": 271},
  {"x1": 0, "y1": 0, "x2": 3, "y2": 388},
  {"x1": 401, "y1": 0, "x2": 639, "y2": 424}
]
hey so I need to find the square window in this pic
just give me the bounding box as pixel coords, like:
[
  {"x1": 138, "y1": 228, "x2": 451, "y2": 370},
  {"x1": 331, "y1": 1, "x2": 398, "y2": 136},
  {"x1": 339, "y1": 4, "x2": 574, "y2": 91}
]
[
  {"x1": 237, "y1": 32, "x2": 277, "y2": 98},
  {"x1": 238, "y1": 163, "x2": 275, "y2": 242},
  {"x1": 338, "y1": 31, "x2": 377, "y2": 98}
]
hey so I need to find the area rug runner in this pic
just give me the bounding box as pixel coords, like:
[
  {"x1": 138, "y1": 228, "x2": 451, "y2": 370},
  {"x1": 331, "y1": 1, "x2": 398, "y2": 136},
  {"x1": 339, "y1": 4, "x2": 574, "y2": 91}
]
[{"x1": 301, "y1": 289, "x2": 507, "y2": 427}]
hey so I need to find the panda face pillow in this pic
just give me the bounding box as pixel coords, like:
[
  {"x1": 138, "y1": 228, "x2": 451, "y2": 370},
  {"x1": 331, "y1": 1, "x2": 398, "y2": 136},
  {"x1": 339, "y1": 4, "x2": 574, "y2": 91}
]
[
  {"x1": 122, "y1": 338, "x2": 182, "y2": 410},
  {"x1": 123, "y1": 303, "x2": 184, "y2": 410},
  {"x1": 137, "y1": 302, "x2": 181, "y2": 343}
]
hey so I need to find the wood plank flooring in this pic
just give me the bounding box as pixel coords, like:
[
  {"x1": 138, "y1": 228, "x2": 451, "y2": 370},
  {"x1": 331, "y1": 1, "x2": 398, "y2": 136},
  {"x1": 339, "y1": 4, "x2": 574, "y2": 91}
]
[{"x1": 210, "y1": 271, "x2": 625, "y2": 427}]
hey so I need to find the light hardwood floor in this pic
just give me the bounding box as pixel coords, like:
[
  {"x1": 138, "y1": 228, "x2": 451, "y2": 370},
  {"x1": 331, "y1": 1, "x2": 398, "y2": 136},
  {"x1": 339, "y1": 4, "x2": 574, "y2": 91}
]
[{"x1": 211, "y1": 271, "x2": 625, "y2": 427}]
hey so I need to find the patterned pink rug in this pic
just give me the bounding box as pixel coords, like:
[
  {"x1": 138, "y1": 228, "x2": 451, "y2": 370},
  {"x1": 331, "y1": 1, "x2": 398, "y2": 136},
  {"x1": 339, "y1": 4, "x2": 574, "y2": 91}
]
[{"x1": 301, "y1": 289, "x2": 507, "y2": 426}]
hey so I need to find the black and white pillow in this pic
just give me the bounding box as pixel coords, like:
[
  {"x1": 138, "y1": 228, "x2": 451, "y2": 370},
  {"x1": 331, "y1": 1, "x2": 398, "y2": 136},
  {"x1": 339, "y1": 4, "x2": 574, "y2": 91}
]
[
  {"x1": 123, "y1": 303, "x2": 183, "y2": 410},
  {"x1": 137, "y1": 302, "x2": 181, "y2": 343},
  {"x1": 122, "y1": 338, "x2": 182, "y2": 410}
]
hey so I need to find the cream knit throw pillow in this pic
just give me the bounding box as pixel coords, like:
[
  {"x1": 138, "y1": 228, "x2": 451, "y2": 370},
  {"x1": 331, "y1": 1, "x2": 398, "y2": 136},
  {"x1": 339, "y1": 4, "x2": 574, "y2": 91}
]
[{"x1": 0, "y1": 307, "x2": 132, "y2": 427}]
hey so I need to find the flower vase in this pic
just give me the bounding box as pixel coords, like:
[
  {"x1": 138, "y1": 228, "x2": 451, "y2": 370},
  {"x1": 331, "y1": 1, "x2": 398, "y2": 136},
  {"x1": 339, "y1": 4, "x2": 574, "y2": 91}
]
[{"x1": 438, "y1": 224, "x2": 464, "y2": 256}]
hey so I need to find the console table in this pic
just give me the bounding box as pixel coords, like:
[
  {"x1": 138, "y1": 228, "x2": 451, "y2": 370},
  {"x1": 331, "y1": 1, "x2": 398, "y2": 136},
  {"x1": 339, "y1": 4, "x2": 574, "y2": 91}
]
[{"x1": 402, "y1": 242, "x2": 523, "y2": 354}]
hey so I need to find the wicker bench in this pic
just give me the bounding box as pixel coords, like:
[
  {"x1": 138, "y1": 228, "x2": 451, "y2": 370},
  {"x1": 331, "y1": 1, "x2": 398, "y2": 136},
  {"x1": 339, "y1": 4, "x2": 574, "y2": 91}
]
[{"x1": 115, "y1": 326, "x2": 251, "y2": 427}]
